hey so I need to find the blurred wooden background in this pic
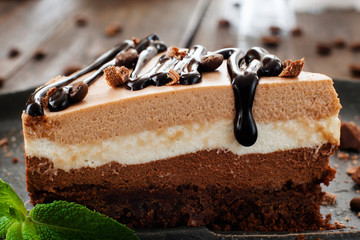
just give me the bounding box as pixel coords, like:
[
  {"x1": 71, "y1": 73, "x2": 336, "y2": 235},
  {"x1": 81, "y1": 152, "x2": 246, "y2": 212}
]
[{"x1": 1, "y1": 0, "x2": 360, "y2": 94}]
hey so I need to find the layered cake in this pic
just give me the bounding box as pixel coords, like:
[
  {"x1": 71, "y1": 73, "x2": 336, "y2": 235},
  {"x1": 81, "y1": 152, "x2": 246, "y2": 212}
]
[{"x1": 22, "y1": 34, "x2": 341, "y2": 231}]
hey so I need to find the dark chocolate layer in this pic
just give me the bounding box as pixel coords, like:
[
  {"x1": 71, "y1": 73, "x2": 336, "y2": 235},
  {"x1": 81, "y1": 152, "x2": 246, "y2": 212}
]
[{"x1": 26, "y1": 144, "x2": 336, "y2": 231}]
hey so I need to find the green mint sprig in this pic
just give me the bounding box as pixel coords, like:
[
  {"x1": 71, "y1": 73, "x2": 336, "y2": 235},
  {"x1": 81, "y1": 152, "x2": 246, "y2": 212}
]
[{"x1": 0, "y1": 179, "x2": 139, "y2": 240}]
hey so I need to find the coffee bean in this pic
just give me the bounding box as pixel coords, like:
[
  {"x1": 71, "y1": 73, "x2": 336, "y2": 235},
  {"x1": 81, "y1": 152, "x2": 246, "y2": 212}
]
[
  {"x1": 350, "y1": 196, "x2": 360, "y2": 211},
  {"x1": 115, "y1": 49, "x2": 139, "y2": 68},
  {"x1": 69, "y1": 82, "x2": 88, "y2": 103},
  {"x1": 333, "y1": 37, "x2": 346, "y2": 48},
  {"x1": 8, "y1": 48, "x2": 20, "y2": 58},
  {"x1": 218, "y1": 18, "x2": 230, "y2": 28},
  {"x1": 199, "y1": 54, "x2": 224, "y2": 72},
  {"x1": 33, "y1": 49, "x2": 46, "y2": 61},
  {"x1": 316, "y1": 42, "x2": 332, "y2": 56}
]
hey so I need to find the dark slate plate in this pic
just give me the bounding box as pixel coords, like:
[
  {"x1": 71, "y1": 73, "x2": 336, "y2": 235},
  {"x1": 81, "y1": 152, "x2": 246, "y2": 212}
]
[{"x1": 0, "y1": 80, "x2": 360, "y2": 240}]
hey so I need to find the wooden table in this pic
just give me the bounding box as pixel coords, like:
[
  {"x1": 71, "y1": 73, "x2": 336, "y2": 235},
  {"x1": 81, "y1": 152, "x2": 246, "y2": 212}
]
[{"x1": 1, "y1": 0, "x2": 360, "y2": 94}]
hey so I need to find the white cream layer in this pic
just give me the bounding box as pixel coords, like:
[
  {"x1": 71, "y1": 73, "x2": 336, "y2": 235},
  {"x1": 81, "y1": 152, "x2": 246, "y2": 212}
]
[{"x1": 25, "y1": 115, "x2": 340, "y2": 171}]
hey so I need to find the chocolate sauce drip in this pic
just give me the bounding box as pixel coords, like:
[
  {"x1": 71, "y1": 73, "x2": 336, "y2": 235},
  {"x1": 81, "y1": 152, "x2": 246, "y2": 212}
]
[
  {"x1": 125, "y1": 45, "x2": 207, "y2": 91},
  {"x1": 227, "y1": 47, "x2": 282, "y2": 146},
  {"x1": 25, "y1": 34, "x2": 163, "y2": 116}
]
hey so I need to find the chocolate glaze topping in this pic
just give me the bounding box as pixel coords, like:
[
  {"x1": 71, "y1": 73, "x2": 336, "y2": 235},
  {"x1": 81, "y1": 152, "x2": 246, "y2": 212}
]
[{"x1": 25, "y1": 35, "x2": 285, "y2": 147}]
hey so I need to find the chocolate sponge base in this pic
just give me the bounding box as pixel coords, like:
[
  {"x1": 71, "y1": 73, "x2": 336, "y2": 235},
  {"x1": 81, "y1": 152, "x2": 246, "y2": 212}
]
[{"x1": 26, "y1": 145, "x2": 336, "y2": 231}]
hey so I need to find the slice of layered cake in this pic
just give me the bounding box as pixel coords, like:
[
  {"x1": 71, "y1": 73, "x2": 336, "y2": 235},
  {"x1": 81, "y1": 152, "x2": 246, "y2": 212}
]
[{"x1": 22, "y1": 34, "x2": 341, "y2": 231}]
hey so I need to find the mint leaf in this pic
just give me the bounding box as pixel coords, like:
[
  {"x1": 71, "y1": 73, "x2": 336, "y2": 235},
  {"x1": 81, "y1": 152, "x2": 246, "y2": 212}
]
[
  {"x1": 27, "y1": 201, "x2": 139, "y2": 240},
  {"x1": 0, "y1": 178, "x2": 139, "y2": 240},
  {"x1": 0, "y1": 179, "x2": 27, "y2": 219},
  {"x1": 5, "y1": 221, "x2": 23, "y2": 240},
  {"x1": 0, "y1": 216, "x2": 16, "y2": 238},
  {"x1": 0, "y1": 179, "x2": 27, "y2": 238}
]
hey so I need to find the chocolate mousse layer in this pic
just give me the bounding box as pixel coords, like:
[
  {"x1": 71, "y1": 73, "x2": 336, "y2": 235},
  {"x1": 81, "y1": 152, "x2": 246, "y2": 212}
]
[{"x1": 26, "y1": 143, "x2": 336, "y2": 231}]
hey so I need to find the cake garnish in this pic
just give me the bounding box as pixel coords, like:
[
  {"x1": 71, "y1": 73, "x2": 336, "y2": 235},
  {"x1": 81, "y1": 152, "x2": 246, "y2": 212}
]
[
  {"x1": 25, "y1": 35, "x2": 159, "y2": 116},
  {"x1": 166, "y1": 46, "x2": 187, "y2": 60},
  {"x1": 69, "y1": 81, "x2": 89, "y2": 103},
  {"x1": 279, "y1": 57, "x2": 305, "y2": 77},
  {"x1": 166, "y1": 68, "x2": 180, "y2": 85},
  {"x1": 115, "y1": 49, "x2": 139, "y2": 68},
  {"x1": 0, "y1": 178, "x2": 139, "y2": 240},
  {"x1": 104, "y1": 66, "x2": 130, "y2": 87},
  {"x1": 199, "y1": 53, "x2": 224, "y2": 72}
]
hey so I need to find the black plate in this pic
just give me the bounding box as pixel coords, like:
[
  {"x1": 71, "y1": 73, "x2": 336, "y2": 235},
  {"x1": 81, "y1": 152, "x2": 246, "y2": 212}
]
[{"x1": 0, "y1": 80, "x2": 360, "y2": 240}]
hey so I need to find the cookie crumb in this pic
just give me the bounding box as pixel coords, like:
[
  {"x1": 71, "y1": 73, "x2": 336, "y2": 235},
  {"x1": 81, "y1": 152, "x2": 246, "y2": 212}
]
[
  {"x1": 104, "y1": 65, "x2": 129, "y2": 87},
  {"x1": 346, "y1": 165, "x2": 358, "y2": 175},
  {"x1": 105, "y1": 23, "x2": 123, "y2": 37},
  {"x1": 166, "y1": 46, "x2": 187, "y2": 60},
  {"x1": 322, "y1": 192, "x2": 336, "y2": 206},
  {"x1": 132, "y1": 37, "x2": 139, "y2": 46},
  {"x1": 166, "y1": 69, "x2": 180, "y2": 85},
  {"x1": 340, "y1": 121, "x2": 360, "y2": 151},
  {"x1": 41, "y1": 87, "x2": 57, "y2": 109},
  {"x1": 334, "y1": 221, "x2": 346, "y2": 229},
  {"x1": 261, "y1": 35, "x2": 280, "y2": 47},
  {"x1": 352, "y1": 167, "x2": 360, "y2": 184},
  {"x1": 279, "y1": 58, "x2": 305, "y2": 77},
  {"x1": 338, "y1": 151, "x2": 350, "y2": 160},
  {"x1": 351, "y1": 154, "x2": 359, "y2": 160}
]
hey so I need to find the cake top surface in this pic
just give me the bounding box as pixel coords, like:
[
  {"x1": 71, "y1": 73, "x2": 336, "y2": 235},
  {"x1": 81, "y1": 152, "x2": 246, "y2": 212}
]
[{"x1": 43, "y1": 65, "x2": 330, "y2": 117}]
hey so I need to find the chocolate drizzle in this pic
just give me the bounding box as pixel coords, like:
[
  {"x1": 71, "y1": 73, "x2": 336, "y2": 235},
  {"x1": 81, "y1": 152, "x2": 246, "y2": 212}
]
[
  {"x1": 25, "y1": 35, "x2": 285, "y2": 147},
  {"x1": 227, "y1": 48, "x2": 282, "y2": 146},
  {"x1": 125, "y1": 45, "x2": 207, "y2": 90}
]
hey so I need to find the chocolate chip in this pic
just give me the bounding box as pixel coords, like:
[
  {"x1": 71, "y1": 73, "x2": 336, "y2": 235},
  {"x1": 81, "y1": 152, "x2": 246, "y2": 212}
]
[
  {"x1": 350, "y1": 63, "x2": 360, "y2": 77},
  {"x1": 63, "y1": 65, "x2": 82, "y2": 76},
  {"x1": 350, "y1": 42, "x2": 360, "y2": 52},
  {"x1": 12, "y1": 157, "x2": 18, "y2": 163},
  {"x1": 350, "y1": 197, "x2": 360, "y2": 211},
  {"x1": 105, "y1": 23, "x2": 123, "y2": 37},
  {"x1": 115, "y1": 49, "x2": 139, "y2": 69},
  {"x1": 33, "y1": 49, "x2": 46, "y2": 61},
  {"x1": 69, "y1": 82, "x2": 88, "y2": 103},
  {"x1": 352, "y1": 167, "x2": 360, "y2": 185},
  {"x1": 269, "y1": 26, "x2": 281, "y2": 35},
  {"x1": 199, "y1": 54, "x2": 224, "y2": 72},
  {"x1": 261, "y1": 36, "x2": 280, "y2": 47},
  {"x1": 8, "y1": 48, "x2": 20, "y2": 58},
  {"x1": 291, "y1": 27, "x2": 303, "y2": 37},
  {"x1": 75, "y1": 16, "x2": 88, "y2": 27},
  {"x1": 333, "y1": 37, "x2": 346, "y2": 48},
  {"x1": 218, "y1": 18, "x2": 231, "y2": 28},
  {"x1": 316, "y1": 42, "x2": 332, "y2": 56}
]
